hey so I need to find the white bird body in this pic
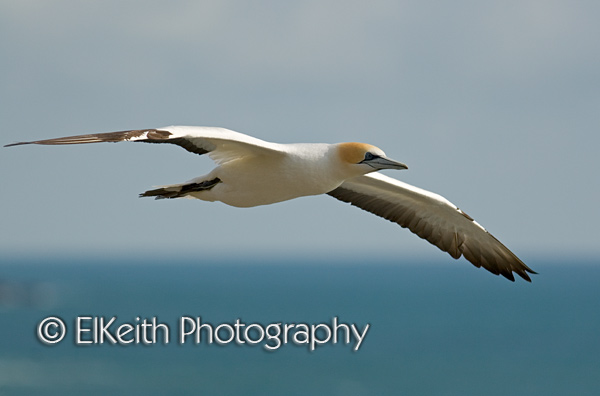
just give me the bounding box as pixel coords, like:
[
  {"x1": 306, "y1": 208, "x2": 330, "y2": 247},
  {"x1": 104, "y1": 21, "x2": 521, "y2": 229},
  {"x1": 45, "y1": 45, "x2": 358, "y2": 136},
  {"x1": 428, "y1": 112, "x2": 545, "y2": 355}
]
[
  {"x1": 191, "y1": 142, "x2": 347, "y2": 207},
  {"x1": 5, "y1": 125, "x2": 535, "y2": 282}
]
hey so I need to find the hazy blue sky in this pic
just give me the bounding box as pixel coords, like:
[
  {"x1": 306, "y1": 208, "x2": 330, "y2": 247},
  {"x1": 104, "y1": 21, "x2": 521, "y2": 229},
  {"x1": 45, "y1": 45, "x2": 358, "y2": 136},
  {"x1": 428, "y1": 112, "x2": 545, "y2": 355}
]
[{"x1": 1, "y1": 1, "x2": 598, "y2": 261}]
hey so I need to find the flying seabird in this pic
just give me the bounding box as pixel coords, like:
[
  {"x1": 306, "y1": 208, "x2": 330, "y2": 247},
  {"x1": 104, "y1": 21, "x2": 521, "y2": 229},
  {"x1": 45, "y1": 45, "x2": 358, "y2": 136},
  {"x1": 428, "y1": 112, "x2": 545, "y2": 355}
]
[{"x1": 5, "y1": 126, "x2": 535, "y2": 281}]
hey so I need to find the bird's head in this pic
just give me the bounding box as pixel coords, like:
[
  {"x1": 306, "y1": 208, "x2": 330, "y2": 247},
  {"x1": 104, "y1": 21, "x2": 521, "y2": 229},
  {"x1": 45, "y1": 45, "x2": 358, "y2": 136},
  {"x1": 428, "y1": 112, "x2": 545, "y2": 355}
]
[{"x1": 336, "y1": 142, "x2": 408, "y2": 176}]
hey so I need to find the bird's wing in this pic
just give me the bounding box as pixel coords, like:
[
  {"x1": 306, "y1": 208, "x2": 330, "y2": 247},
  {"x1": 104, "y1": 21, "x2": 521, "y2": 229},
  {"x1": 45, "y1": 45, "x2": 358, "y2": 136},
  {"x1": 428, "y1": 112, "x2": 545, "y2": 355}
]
[
  {"x1": 327, "y1": 172, "x2": 535, "y2": 281},
  {"x1": 4, "y1": 126, "x2": 285, "y2": 164}
]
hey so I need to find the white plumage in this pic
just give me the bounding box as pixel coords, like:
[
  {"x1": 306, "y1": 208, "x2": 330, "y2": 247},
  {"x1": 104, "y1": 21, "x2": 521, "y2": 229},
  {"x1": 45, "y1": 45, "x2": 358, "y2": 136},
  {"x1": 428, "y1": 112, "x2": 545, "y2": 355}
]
[{"x1": 5, "y1": 126, "x2": 535, "y2": 281}]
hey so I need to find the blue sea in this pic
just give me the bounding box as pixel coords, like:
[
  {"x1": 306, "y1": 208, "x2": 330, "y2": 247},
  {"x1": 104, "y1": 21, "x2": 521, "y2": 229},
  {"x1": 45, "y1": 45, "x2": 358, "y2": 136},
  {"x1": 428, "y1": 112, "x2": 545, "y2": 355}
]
[{"x1": 0, "y1": 256, "x2": 598, "y2": 395}]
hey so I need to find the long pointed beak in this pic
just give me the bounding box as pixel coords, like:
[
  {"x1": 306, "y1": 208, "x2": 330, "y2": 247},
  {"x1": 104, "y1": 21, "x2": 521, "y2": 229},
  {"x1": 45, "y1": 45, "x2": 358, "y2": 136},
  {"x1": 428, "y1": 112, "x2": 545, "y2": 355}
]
[{"x1": 363, "y1": 156, "x2": 408, "y2": 170}]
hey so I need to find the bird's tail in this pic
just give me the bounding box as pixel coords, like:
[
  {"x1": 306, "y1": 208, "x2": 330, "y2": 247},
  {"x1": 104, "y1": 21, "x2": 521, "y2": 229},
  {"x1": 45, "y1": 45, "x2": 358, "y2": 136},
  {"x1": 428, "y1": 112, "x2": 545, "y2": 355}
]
[{"x1": 140, "y1": 177, "x2": 221, "y2": 200}]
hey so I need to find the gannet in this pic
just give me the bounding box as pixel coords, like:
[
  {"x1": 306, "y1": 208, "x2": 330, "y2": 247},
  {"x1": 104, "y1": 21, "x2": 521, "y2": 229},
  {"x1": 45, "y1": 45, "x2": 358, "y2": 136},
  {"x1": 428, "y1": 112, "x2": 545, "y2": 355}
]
[{"x1": 5, "y1": 126, "x2": 535, "y2": 281}]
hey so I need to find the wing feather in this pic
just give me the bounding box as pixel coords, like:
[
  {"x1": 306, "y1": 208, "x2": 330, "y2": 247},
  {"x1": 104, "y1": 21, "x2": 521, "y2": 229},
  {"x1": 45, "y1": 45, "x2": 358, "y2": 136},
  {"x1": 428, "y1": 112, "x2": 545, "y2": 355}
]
[
  {"x1": 4, "y1": 126, "x2": 285, "y2": 162},
  {"x1": 327, "y1": 172, "x2": 535, "y2": 281}
]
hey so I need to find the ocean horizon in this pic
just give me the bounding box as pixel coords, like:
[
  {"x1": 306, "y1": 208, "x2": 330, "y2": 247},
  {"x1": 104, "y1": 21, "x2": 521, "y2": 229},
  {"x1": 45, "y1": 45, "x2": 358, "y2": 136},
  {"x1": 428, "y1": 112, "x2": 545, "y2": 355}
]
[{"x1": 0, "y1": 256, "x2": 598, "y2": 395}]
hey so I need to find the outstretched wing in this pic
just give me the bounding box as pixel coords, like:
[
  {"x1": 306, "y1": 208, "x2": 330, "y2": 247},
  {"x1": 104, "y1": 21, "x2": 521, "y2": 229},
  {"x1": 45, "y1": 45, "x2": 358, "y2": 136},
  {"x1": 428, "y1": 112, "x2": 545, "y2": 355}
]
[
  {"x1": 4, "y1": 126, "x2": 285, "y2": 163},
  {"x1": 328, "y1": 172, "x2": 535, "y2": 281}
]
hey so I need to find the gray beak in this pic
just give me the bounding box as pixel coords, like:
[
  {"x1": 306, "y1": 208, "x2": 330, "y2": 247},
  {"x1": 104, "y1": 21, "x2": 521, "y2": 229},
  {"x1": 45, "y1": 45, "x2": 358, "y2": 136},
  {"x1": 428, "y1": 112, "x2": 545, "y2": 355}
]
[{"x1": 362, "y1": 156, "x2": 408, "y2": 170}]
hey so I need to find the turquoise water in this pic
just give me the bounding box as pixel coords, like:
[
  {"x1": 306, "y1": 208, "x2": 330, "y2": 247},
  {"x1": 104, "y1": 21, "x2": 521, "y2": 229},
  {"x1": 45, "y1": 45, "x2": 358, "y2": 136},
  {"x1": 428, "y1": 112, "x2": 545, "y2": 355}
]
[{"x1": 0, "y1": 257, "x2": 598, "y2": 395}]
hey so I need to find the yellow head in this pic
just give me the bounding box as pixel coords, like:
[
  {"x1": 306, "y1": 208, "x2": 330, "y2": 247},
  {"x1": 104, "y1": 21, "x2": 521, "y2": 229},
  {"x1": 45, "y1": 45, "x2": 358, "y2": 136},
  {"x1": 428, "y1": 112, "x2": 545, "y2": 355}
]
[{"x1": 336, "y1": 142, "x2": 408, "y2": 174}]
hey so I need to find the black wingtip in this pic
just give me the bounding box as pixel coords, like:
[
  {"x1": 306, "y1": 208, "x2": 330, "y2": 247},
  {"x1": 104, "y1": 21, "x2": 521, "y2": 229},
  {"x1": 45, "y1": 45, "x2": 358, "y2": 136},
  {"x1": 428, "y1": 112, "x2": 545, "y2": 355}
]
[
  {"x1": 4, "y1": 142, "x2": 31, "y2": 147},
  {"x1": 502, "y1": 272, "x2": 516, "y2": 282},
  {"x1": 500, "y1": 269, "x2": 535, "y2": 282},
  {"x1": 518, "y1": 265, "x2": 537, "y2": 282},
  {"x1": 517, "y1": 269, "x2": 535, "y2": 283}
]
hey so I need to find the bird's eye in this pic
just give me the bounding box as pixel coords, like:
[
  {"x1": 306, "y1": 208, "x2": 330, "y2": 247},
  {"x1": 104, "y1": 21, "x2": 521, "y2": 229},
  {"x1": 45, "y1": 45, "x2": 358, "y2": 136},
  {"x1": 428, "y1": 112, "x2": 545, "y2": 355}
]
[{"x1": 364, "y1": 152, "x2": 377, "y2": 161}]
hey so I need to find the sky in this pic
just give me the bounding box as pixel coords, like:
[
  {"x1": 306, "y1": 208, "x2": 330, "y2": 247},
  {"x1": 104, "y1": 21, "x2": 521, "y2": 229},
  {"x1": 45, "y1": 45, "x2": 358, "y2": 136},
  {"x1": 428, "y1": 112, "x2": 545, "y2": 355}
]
[{"x1": 1, "y1": 0, "x2": 599, "y2": 261}]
